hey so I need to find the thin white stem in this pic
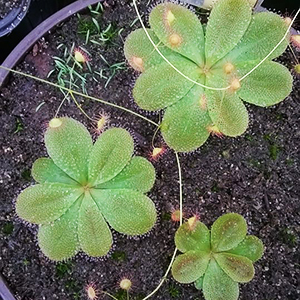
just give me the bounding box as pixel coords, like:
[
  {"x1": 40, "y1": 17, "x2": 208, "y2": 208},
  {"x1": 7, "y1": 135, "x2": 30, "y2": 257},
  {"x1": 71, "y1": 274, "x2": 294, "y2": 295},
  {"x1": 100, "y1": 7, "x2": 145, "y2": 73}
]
[
  {"x1": 142, "y1": 248, "x2": 178, "y2": 300},
  {"x1": 175, "y1": 151, "x2": 183, "y2": 226},
  {"x1": 0, "y1": 65, "x2": 159, "y2": 127}
]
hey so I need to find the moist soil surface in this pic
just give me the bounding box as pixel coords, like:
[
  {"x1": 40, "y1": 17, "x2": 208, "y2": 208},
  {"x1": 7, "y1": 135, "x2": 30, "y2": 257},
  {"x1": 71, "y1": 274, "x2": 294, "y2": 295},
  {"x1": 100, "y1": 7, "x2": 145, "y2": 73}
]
[
  {"x1": 0, "y1": 1, "x2": 299, "y2": 299},
  {"x1": 0, "y1": 0, "x2": 22, "y2": 19}
]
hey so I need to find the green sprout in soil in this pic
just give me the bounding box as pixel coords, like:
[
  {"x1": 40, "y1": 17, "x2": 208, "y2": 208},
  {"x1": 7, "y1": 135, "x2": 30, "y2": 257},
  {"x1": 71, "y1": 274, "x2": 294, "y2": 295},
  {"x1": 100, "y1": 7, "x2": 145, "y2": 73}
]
[
  {"x1": 15, "y1": 117, "x2": 157, "y2": 261},
  {"x1": 95, "y1": 54, "x2": 127, "y2": 88},
  {"x1": 125, "y1": 0, "x2": 293, "y2": 152},
  {"x1": 2, "y1": 222, "x2": 14, "y2": 235},
  {"x1": 77, "y1": 2, "x2": 122, "y2": 46},
  {"x1": 77, "y1": 3, "x2": 103, "y2": 44},
  {"x1": 48, "y1": 43, "x2": 95, "y2": 96},
  {"x1": 13, "y1": 117, "x2": 24, "y2": 134},
  {"x1": 55, "y1": 261, "x2": 73, "y2": 278},
  {"x1": 168, "y1": 283, "x2": 181, "y2": 298},
  {"x1": 111, "y1": 250, "x2": 127, "y2": 262},
  {"x1": 172, "y1": 213, "x2": 264, "y2": 300}
]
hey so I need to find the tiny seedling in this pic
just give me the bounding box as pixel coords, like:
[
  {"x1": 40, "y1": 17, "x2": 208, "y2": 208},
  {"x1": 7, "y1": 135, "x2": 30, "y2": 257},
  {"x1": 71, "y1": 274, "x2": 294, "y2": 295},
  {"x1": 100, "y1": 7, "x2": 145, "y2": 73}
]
[
  {"x1": 16, "y1": 117, "x2": 157, "y2": 261},
  {"x1": 125, "y1": 0, "x2": 293, "y2": 152},
  {"x1": 171, "y1": 213, "x2": 264, "y2": 300},
  {"x1": 48, "y1": 43, "x2": 95, "y2": 95},
  {"x1": 77, "y1": 3, "x2": 103, "y2": 44}
]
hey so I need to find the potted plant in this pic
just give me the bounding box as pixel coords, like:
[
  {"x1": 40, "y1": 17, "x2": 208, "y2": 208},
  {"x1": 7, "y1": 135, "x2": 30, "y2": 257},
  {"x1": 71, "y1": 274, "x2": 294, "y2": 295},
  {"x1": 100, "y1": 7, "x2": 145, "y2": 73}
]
[{"x1": 0, "y1": 0, "x2": 299, "y2": 299}]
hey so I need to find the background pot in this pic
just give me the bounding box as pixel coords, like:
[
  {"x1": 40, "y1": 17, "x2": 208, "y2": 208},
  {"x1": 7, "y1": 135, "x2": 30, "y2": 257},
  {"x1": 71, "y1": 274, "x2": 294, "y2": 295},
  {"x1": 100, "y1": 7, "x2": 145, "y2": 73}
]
[
  {"x1": 0, "y1": 0, "x2": 31, "y2": 38},
  {"x1": 0, "y1": 0, "x2": 76, "y2": 63}
]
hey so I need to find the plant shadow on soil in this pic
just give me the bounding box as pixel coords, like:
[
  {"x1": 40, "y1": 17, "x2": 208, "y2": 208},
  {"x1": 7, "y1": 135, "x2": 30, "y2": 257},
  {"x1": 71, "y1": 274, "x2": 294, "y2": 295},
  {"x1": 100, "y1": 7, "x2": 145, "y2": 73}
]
[{"x1": 0, "y1": 1, "x2": 299, "y2": 299}]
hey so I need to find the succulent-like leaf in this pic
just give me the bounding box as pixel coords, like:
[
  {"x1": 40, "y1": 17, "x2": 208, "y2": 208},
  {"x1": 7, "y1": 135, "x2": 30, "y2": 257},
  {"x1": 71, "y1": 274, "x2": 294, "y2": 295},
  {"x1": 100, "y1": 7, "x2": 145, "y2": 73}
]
[
  {"x1": 91, "y1": 189, "x2": 156, "y2": 235},
  {"x1": 124, "y1": 28, "x2": 180, "y2": 72},
  {"x1": 227, "y1": 235, "x2": 264, "y2": 262},
  {"x1": 149, "y1": 2, "x2": 205, "y2": 65},
  {"x1": 32, "y1": 158, "x2": 77, "y2": 185},
  {"x1": 214, "y1": 252, "x2": 254, "y2": 283},
  {"x1": 78, "y1": 192, "x2": 112, "y2": 257},
  {"x1": 161, "y1": 84, "x2": 212, "y2": 152},
  {"x1": 237, "y1": 61, "x2": 293, "y2": 107},
  {"x1": 38, "y1": 197, "x2": 82, "y2": 261},
  {"x1": 203, "y1": 258, "x2": 239, "y2": 300},
  {"x1": 16, "y1": 183, "x2": 83, "y2": 224},
  {"x1": 175, "y1": 220, "x2": 210, "y2": 253},
  {"x1": 171, "y1": 251, "x2": 210, "y2": 284},
  {"x1": 45, "y1": 117, "x2": 93, "y2": 184},
  {"x1": 96, "y1": 156, "x2": 155, "y2": 193},
  {"x1": 133, "y1": 59, "x2": 200, "y2": 111},
  {"x1": 211, "y1": 213, "x2": 247, "y2": 252},
  {"x1": 205, "y1": 88, "x2": 249, "y2": 137},
  {"x1": 88, "y1": 128, "x2": 134, "y2": 186},
  {"x1": 194, "y1": 275, "x2": 204, "y2": 290},
  {"x1": 221, "y1": 12, "x2": 289, "y2": 65},
  {"x1": 205, "y1": 0, "x2": 252, "y2": 66}
]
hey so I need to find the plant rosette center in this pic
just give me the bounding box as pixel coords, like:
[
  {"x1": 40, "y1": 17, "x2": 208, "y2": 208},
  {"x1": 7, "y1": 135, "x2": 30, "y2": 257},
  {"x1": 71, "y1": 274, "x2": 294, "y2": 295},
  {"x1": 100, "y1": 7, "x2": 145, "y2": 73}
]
[
  {"x1": 16, "y1": 117, "x2": 157, "y2": 261},
  {"x1": 124, "y1": 0, "x2": 293, "y2": 152}
]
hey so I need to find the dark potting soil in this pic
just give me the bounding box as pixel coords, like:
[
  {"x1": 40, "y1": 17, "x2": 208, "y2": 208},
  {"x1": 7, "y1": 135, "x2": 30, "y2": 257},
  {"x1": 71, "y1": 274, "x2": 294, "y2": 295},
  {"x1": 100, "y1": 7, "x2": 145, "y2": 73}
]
[
  {"x1": 0, "y1": 0, "x2": 22, "y2": 19},
  {"x1": 0, "y1": 1, "x2": 299, "y2": 299}
]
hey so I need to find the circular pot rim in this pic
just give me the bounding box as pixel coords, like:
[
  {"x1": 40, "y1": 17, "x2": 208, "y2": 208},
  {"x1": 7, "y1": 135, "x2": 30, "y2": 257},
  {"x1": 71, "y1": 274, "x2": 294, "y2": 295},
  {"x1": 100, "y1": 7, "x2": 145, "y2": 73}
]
[
  {"x1": 0, "y1": 0, "x2": 102, "y2": 88},
  {"x1": 0, "y1": 0, "x2": 31, "y2": 38}
]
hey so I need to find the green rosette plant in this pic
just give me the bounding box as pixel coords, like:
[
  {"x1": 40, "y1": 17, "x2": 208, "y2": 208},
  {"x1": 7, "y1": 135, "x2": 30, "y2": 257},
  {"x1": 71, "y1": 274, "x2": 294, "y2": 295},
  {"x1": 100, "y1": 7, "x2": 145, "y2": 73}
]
[
  {"x1": 16, "y1": 117, "x2": 157, "y2": 261},
  {"x1": 124, "y1": 0, "x2": 293, "y2": 152},
  {"x1": 171, "y1": 213, "x2": 264, "y2": 300}
]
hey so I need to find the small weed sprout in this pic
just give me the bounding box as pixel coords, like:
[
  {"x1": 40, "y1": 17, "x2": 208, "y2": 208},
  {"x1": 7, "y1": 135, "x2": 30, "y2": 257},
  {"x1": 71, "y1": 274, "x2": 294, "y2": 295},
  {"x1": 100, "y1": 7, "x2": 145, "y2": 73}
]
[{"x1": 48, "y1": 43, "x2": 96, "y2": 96}]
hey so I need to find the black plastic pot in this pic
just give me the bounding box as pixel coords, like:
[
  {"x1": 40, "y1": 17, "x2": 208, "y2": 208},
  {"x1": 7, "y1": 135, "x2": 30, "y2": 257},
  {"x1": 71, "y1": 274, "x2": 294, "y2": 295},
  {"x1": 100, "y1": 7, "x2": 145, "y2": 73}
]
[
  {"x1": 0, "y1": 0, "x2": 76, "y2": 63},
  {"x1": 0, "y1": 0, "x2": 31, "y2": 37}
]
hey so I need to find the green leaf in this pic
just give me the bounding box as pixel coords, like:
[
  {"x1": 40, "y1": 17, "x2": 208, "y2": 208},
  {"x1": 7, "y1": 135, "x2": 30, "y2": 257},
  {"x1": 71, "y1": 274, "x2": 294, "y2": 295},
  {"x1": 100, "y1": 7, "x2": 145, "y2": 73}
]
[
  {"x1": 38, "y1": 197, "x2": 82, "y2": 261},
  {"x1": 203, "y1": 258, "x2": 239, "y2": 300},
  {"x1": 16, "y1": 183, "x2": 83, "y2": 224},
  {"x1": 149, "y1": 2, "x2": 205, "y2": 65},
  {"x1": 32, "y1": 158, "x2": 78, "y2": 185},
  {"x1": 161, "y1": 83, "x2": 212, "y2": 152},
  {"x1": 78, "y1": 192, "x2": 112, "y2": 257},
  {"x1": 88, "y1": 128, "x2": 134, "y2": 186},
  {"x1": 220, "y1": 12, "x2": 289, "y2": 64},
  {"x1": 45, "y1": 117, "x2": 93, "y2": 184},
  {"x1": 237, "y1": 61, "x2": 293, "y2": 107},
  {"x1": 211, "y1": 213, "x2": 247, "y2": 252},
  {"x1": 175, "y1": 220, "x2": 210, "y2": 253},
  {"x1": 124, "y1": 28, "x2": 180, "y2": 72},
  {"x1": 205, "y1": 0, "x2": 252, "y2": 66},
  {"x1": 96, "y1": 156, "x2": 155, "y2": 193},
  {"x1": 227, "y1": 235, "x2": 264, "y2": 262},
  {"x1": 205, "y1": 87, "x2": 249, "y2": 137},
  {"x1": 91, "y1": 189, "x2": 156, "y2": 235},
  {"x1": 133, "y1": 59, "x2": 200, "y2": 111},
  {"x1": 172, "y1": 251, "x2": 210, "y2": 284},
  {"x1": 194, "y1": 276, "x2": 203, "y2": 290},
  {"x1": 214, "y1": 253, "x2": 254, "y2": 283}
]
